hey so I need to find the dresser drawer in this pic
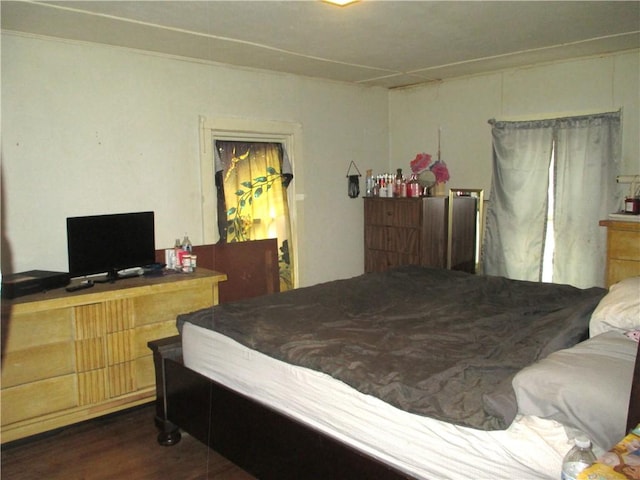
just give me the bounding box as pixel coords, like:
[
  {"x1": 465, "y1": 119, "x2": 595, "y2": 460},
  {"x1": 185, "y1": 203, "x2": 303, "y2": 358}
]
[
  {"x1": 3, "y1": 308, "x2": 73, "y2": 352},
  {"x1": 610, "y1": 230, "x2": 640, "y2": 261},
  {"x1": 364, "y1": 198, "x2": 422, "y2": 227},
  {"x1": 1, "y1": 375, "x2": 77, "y2": 426},
  {"x1": 1, "y1": 342, "x2": 75, "y2": 388}
]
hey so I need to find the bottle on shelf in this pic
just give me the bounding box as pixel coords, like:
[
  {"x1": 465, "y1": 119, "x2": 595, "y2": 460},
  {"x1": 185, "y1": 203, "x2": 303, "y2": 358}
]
[
  {"x1": 365, "y1": 169, "x2": 374, "y2": 197},
  {"x1": 372, "y1": 177, "x2": 380, "y2": 197},
  {"x1": 624, "y1": 196, "x2": 640, "y2": 214},
  {"x1": 561, "y1": 436, "x2": 596, "y2": 480},
  {"x1": 181, "y1": 234, "x2": 192, "y2": 253},
  {"x1": 385, "y1": 174, "x2": 394, "y2": 198},
  {"x1": 379, "y1": 175, "x2": 387, "y2": 198},
  {"x1": 395, "y1": 168, "x2": 403, "y2": 197},
  {"x1": 172, "y1": 238, "x2": 182, "y2": 269},
  {"x1": 407, "y1": 173, "x2": 420, "y2": 197}
]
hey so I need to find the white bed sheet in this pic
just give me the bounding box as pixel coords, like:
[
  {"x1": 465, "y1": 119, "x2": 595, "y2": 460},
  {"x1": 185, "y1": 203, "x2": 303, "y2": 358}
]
[{"x1": 182, "y1": 321, "x2": 574, "y2": 480}]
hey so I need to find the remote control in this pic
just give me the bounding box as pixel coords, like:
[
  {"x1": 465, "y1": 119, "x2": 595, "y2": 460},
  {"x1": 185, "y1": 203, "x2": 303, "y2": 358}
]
[{"x1": 66, "y1": 280, "x2": 95, "y2": 292}]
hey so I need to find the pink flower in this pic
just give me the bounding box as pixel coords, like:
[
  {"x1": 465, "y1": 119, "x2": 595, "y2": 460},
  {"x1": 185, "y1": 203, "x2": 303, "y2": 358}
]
[
  {"x1": 409, "y1": 152, "x2": 450, "y2": 184},
  {"x1": 430, "y1": 161, "x2": 450, "y2": 184},
  {"x1": 410, "y1": 153, "x2": 432, "y2": 174}
]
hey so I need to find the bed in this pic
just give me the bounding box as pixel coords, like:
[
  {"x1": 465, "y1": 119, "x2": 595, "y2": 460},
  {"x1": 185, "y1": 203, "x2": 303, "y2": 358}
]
[{"x1": 149, "y1": 266, "x2": 640, "y2": 479}]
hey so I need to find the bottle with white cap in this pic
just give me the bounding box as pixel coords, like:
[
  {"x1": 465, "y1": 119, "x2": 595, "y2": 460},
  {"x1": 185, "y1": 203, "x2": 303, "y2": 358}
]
[
  {"x1": 561, "y1": 435, "x2": 596, "y2": 480},
  {"x1": 181, "y1": 234, "x2": 192, "y2": 253}
]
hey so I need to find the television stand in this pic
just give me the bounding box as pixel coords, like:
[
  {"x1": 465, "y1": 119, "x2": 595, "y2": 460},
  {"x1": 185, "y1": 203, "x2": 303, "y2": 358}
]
[{"x1": 1, "y1": 268, "x2": 227, "y2": 444}]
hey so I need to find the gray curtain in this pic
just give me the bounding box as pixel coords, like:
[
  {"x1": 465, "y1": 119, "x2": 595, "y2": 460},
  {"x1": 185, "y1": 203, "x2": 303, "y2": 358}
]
[
  {"x1": 483, "y1": 121, "x2": 554, "y2": 281},
  {"x1": 484, "y1": 111, "x2": 621, "y2": 288},
  {"x1": 553, "y1": 114, "x2": 621, "y2": 287}
]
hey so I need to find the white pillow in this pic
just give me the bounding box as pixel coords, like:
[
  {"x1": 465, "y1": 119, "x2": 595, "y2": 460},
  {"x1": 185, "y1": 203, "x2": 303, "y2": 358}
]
[
  {"x1": 512, "y1": 331, "x2": 636, "y2": 451},
  {"x1": 590, "y1": 276, "x2": 640, "y2": 337}
]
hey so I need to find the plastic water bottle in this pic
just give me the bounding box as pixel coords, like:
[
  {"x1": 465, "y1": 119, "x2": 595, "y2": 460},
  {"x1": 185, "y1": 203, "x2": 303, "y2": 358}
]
[
  {"x1": 181, "y1": 234, "x2": 192, "y2": 253},
  {"x1": 561, "y1": 436, "x2": 596, "y2": 480},
  {"x1": 365, "y1": 169, "x2": 374, "y2": 197}
]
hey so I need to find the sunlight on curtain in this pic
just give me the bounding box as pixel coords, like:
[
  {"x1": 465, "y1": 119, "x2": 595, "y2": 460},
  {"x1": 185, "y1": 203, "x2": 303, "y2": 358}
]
[
  {"x1": 483, "y1": 120, "x2": 554, "y2": 282},
  {"x1": 216, "y1": 141, "x2": 294, "y2": 290},
  {"x1": 553, "y1": 113, "x2": 621, "y2": 287},
  {"x1": 541, "y1": 145, "x2": 555, "y2": 283},
  {"x1": 484, "y1": 111, "x2": 621, "y2": 288}
]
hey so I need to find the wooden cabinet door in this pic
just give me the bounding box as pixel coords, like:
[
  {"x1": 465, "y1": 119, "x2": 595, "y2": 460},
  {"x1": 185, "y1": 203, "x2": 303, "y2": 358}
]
[
  {"x1": 420, "y1": 197, "x2": 477, "y2": 272},
  {"x1": 421, "y1": 198, "x2": 447, "y2": 268},
  {"x1": 449, "y1": 197, "x2": 477, "y2": 273}
]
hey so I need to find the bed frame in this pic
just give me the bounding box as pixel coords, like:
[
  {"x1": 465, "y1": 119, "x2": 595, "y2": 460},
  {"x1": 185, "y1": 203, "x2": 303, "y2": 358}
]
[
  {"x1": 149, "y1": 238, "x2": 640, "y2": 478},
  {"x1": 149, "y1": 336, "x2": 415, "y2": 479},
  {"x1": 149, "y1": 336, "x2": 639, "y2": 479},
  {"x1": 149, "y1": 238, "x2": 414, "y2": 478}
]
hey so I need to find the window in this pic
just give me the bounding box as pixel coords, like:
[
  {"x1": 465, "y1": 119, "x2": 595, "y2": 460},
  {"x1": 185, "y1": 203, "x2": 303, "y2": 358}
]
[
  {"x1": 215, "y1": 140, "x2": 294, "y2": 290},
  {"x1": 484, "y1": 112, "x2": 621, "y2": 288},
  {"x1": 199, "y1": 117, "x2": 302, "y2": 289},
  {"x1": 541, "y1": 143, "x2": 555, "y2": 283}
]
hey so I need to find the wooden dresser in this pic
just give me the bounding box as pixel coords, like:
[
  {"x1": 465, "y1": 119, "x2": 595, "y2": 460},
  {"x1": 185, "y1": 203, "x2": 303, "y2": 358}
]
[
  {"x1": 364, "y1": 197, "x2": 477, "y2": 273},
  {"x1": 599, "y1": 220, "x2": 640, "y2": 287},
  {"x1": 1, "y1": 268, "x2": 226, "y2": 443}
]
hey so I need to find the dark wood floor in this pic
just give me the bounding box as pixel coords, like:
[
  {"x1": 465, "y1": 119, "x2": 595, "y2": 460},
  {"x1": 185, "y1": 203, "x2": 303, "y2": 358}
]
[{"x1": 1, "y1": 403, "x2": 256, "y2": 479}]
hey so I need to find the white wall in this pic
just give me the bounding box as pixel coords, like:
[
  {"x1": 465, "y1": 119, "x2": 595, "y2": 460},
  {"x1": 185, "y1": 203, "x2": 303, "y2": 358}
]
[
  {"x1": 389, "y1": 50, "x2": 640, "y2": 200},
  {"x1": 3, "y1": 33, "x2": 638, "y2": 288},
  {"x1": 1, "y1": 33, "x2": 389, "y2": 287}
]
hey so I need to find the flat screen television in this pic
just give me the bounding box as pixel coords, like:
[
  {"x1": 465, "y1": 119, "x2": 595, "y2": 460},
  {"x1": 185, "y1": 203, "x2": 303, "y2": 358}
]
[{"x1": 67, "y1": 211, "x2": 156, "y2": 282}]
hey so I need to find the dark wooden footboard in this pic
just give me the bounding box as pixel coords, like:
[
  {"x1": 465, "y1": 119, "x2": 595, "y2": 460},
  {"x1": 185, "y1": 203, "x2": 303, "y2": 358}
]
[{"x1": 148, "y1": 337, "x2": 416, "y2": 480}]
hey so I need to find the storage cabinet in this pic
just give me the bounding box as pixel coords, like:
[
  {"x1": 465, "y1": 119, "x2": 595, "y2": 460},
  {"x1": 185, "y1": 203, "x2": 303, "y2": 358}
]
[
  {"x1": 364, "y1": 198, "x2": 422, "y2": 270},
  {"x1": 364, "y1": 197, "x2": 477, "y2": 273},
  {"x1": 599, "y1": 220, "x2": 640, "y2": 287},
  {"x1": 0, "y1": 268, "x2": 226, "y2": 443}
]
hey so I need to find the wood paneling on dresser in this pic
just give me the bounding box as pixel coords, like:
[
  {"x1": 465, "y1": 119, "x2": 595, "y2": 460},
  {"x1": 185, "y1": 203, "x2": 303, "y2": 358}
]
[
  {"x1": 1, "y1": 268, "x2": 226, "y2": 443},
  {"x1": 599, "y1": 220, "x2": 640, "y2": 287},
  {"x1": 364, "y1": 197, "x2": 477, "y2": 273}
]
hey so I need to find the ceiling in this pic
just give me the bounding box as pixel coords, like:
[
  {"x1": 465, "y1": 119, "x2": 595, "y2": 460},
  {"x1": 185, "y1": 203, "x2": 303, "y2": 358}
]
[{"x1": 2, "y1": 1, "x2": 639, "y2": 89}]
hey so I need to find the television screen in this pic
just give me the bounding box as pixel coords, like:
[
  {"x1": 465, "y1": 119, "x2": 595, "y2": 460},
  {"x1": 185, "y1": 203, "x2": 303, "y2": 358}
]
[{"x1": 67, "y1": 211, "x2": 155, "y2": 281}]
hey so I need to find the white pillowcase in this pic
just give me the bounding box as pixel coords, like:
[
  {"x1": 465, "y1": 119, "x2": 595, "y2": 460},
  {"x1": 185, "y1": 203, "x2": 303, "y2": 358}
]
[
  {"x1": 512, "y1": 331, "x2": 636, "y2": 451},
  {"x1": 590, "y1": 276, "x2": 640, "y2": 337}
]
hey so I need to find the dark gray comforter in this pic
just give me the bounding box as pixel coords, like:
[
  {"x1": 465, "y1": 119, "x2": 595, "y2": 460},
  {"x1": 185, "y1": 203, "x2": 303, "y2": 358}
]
[{"x1": 177, "y1": 266, "x2": 606, "y2": 430}]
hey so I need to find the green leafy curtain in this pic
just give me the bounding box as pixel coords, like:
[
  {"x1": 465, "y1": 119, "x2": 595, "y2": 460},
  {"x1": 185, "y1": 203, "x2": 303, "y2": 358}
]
[{"x1": 215, "y1": 141, "x2": 294, "y2": 290}]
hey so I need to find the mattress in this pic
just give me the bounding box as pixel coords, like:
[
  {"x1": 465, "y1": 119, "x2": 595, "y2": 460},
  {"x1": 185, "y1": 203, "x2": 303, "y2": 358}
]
[
  {"x1": 178, "y1": 266, "x2": 606, "y2": 431},
  {"x1": 182, "y1": 321, "x2": 578, "y2": 480}
]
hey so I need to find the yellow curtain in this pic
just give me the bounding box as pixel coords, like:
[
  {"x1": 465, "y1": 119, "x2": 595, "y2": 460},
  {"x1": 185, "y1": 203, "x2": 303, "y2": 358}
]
[{"x1": 218, "y1": 142, "x2": 294, "y2": 290}]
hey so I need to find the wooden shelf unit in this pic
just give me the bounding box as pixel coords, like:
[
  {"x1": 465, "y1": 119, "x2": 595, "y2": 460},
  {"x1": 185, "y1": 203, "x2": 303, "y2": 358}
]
[
  {"x1": 599, "y1": 220, "x2": 640, "y2": 287},
  {"x1": 364, "y1": 197, "x2": 477, "y2": 273},
  {"x1": 1, "y1": 268, "x2": 226, "y2": 443}
]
